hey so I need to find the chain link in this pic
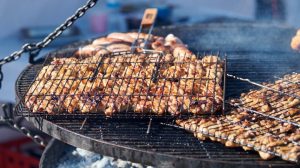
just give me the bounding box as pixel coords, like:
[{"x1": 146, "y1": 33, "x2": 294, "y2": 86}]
[
  {"x1": 0, "y1": 0, "x2": 98, "y2": 89},
  {"x1": 18, "y1": 125, "x2": 46, "y2": 146},
  {"x1": 1, "y1": 104, "x2": 47, "y2": 146}
]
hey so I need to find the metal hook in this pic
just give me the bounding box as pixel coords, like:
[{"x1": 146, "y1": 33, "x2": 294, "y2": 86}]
[{"x1": 29, "y1": 48, "x2": 41, "y2": 64}]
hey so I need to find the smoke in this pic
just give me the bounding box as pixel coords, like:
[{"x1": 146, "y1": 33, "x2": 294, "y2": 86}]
[
  {"x1": 154, "y1": 23, "x2": 296, "y2": 53},
  {"x1": 153, "y1": 23, "x2": 300, "y2": 98}
]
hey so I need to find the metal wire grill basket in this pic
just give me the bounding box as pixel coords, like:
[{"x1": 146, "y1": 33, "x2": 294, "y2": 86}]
[{"x1": 15, "y1": 47, "x2": 226, "y2": 119}]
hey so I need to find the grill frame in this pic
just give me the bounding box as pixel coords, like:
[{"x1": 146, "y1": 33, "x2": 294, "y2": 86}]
[
  {"x1": 25, "y1": 115, "x2": 299, "y2": 168},
  {"x1": 15, "y1": 23, "x2": 300, "y2": 167}
]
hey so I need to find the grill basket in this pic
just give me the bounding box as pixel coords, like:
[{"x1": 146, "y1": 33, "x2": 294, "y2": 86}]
[{"x1": 16, "y1": 48, "x2": 226, "y2": 120}]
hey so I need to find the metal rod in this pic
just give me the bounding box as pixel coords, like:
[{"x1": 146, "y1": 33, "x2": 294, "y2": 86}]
[
  {"x1": 146, "y1": 118, "x2": 152, "y2": 134},
  {"x1": 222, "y1": 55, "x2": 227, "y2": 115},
  {"x1": 89, "y1": 55, "x2": 104, "y2": 81},
  {"x1": 131, "y1": 8, "x2": 157, "y2": 53},
  {"x1": 143, "y1": 23, "x2": 155, "y2": 49},
  {"x1": 80, "y1": 117, "x2": 88, "y2": 130}
]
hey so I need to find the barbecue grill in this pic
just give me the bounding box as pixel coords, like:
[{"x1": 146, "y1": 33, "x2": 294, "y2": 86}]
[{"x1": 11, "y1": 23, "x2": 300, "y2": 167}]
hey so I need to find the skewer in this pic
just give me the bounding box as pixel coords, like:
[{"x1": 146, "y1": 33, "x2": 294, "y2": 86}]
[
  {"x1": 222, "y1": 55, "x2": 227, "y2": 115},
  {"x1": 160, "y1": 122, "x2": 185, "y2": 130}
]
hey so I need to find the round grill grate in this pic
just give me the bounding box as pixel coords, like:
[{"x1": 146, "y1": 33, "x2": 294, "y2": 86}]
[{"x1": 16, "y1": 23, "x2": 300, "y2": 167}]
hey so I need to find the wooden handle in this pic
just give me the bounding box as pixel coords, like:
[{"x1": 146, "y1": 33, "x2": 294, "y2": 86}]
[{"x1": 141, "y1": 8, "x2": 158, "y2": 27}]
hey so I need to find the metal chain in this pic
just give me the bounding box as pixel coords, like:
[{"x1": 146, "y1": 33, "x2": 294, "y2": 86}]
[
  {"x1": 0, "y1": 0, "x2": 98, "y2": 88},
  {"x1": 17, "y1": 124, "x2": 46, "y2": 146},
  {"x1": 0, "y1": 119, "x2": 47, "y2": 146},
  {"x1": 1, "y1": 104, "x2": 47, "y2": 146},
  {"x1": 0, "y1": 0, "x2": 99, "y2": 146}
]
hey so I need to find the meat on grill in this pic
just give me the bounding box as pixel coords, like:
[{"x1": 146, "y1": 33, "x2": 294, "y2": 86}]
[
  {"x1": 291, "y1": 29, "x2": 300, "y2": 51},
  {"x1": 176, "y1": 73, "x2": 300, "y2": 162},
  {"x1": 232, "y1": 73, "x2": 300, "y2": 125},
  {"x1": 176, "y1": 109, "x2": 300, "y2": 162},
  {"x1": 24, "y1": 32, "x2": 224, "y2": 116}
]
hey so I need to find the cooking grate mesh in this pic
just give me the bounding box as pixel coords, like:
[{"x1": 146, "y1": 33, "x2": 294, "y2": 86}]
[
  {"x1": 16, "y1": 49, "x2": 226, "y2": 119},
  {"x1": 15, "y1": 47, "x2": 300, "y2": 167}
]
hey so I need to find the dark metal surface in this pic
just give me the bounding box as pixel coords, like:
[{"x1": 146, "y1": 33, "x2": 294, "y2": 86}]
[
  {"x1": 15, "y1": 23, "x2": 300, "y2": 167},
  {"x1": 40, "y1": 139, "x2": 71, "y2": 168}
]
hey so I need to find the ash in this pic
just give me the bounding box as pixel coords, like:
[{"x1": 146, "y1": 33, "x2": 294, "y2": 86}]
[{"x1": 57, "y1": 148, "x2": 154, "y2": 168}]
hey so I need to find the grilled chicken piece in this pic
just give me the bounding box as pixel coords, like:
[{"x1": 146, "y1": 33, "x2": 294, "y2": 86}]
[
  {"x1": 173, "y1": 46, "x2": 197, "y2": 63},
  {"x1": 106, "y1": 44, "x2": 131, "y2": 52},
  {"x1": 291, "y1": 29, "x2": 300, "y2": 51}
]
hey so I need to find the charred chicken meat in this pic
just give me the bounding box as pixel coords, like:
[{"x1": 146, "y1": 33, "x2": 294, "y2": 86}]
[{"x1": 25, "y1": 32, "x2": 224, "y2": 116}]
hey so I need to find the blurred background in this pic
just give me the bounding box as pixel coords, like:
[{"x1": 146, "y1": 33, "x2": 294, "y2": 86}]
[{"x1": 0, "y1": 0, "x2": 300, "y2": 167}]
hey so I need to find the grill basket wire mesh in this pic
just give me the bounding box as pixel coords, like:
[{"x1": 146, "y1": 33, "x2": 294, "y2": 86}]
[
  {"x1": 173, "y1": 73, "x2": 300, "y2": 163},
  {"x1": 16, "y1": 48, "x2": 226, "y2": 119},
  {"x1": 231, "y1": 74, "x2": 300, "y2": 128}
]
